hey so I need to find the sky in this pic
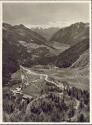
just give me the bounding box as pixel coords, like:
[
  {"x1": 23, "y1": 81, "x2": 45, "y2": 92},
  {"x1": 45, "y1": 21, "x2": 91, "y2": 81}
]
[{"x1": 3, "y1": 2, "x2": 90, "y2": 28}]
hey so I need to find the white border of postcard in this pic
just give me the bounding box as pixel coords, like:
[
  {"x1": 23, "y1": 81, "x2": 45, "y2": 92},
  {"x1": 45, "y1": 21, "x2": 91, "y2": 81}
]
[{"x1": 0, "y1": 0, "x2": 91, "y2": 124}]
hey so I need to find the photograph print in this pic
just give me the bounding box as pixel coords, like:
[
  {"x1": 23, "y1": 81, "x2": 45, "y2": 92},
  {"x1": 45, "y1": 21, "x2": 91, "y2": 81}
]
[{"x1": 2, "y1": 1, "x2": 90, "y2": 122}]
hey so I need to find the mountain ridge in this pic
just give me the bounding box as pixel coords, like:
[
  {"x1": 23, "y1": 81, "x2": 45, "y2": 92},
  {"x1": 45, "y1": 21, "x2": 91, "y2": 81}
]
[
  {"x1": 50, "y1": 22, "x2": 89, "y2": 46},
  {"x1": 3, "y1": 22, "x2": 89, "y2": 84}
]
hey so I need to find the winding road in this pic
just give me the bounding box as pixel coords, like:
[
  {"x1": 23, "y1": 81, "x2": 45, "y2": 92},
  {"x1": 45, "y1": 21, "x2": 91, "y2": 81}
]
[
  {"x1": 11, "y1": 65, "x2": 64, "y2": 95},
  {"x1": 11, "y1": 65, "x2": 80, "y2": 110},
  {"x1": 20, "y1": 65, "x2": 65, "y2": 90}
]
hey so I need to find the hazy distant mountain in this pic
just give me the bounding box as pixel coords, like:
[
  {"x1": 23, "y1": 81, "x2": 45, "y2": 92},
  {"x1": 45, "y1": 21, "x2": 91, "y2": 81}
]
[
  {"x1": 50, "y1": 22, "x2": 89, "y2": 46},
  {"x1": 31, "y1": 27, "x2": 60, "y2": 41}
]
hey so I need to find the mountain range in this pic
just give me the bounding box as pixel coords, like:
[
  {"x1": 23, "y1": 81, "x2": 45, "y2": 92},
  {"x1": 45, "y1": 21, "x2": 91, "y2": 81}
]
[
  {"x1": 50, "y1": 22, "x2": 89, "y2": 46},
  {"x1": 3, "y1": 22, "x2": 89, "y2": 84},
  {"x1": 32, "y1": 27, "x2": 60, "y2": 41}
]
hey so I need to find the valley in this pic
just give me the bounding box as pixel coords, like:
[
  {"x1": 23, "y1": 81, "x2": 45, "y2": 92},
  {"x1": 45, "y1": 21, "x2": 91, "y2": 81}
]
[{"x1": 3, "y1": 22, "x2": 90, "y2": 122}]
